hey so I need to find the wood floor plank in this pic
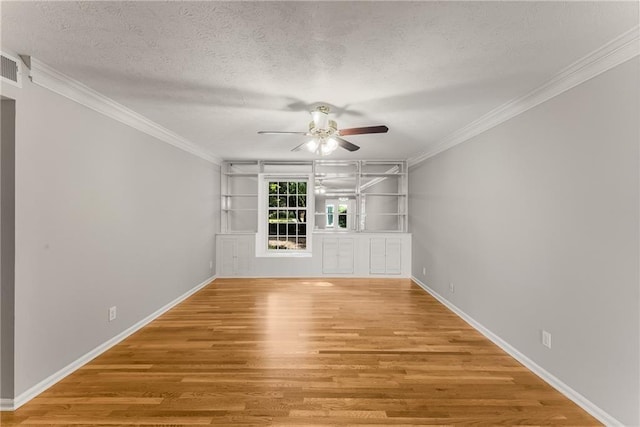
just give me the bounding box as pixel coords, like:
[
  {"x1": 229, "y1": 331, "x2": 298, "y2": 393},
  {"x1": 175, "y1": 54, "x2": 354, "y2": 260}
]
[{"x1": 1, "y1": 278, "x2": 600, "y2": 426}]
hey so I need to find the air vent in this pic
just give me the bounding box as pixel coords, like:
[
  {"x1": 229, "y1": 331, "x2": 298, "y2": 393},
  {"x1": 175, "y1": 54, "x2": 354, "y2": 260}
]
[{"x1": 1, "y1": 52, "x2": 22, "y2": 88}]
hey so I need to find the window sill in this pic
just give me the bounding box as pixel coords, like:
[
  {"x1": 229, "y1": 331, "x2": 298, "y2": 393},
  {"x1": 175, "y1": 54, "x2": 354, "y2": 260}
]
[{"x1": 256, "y1": 251, "x2": 313, "y2": 258}]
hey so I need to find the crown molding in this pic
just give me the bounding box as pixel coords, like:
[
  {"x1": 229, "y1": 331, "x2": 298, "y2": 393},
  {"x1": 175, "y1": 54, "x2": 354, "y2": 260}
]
[
  {"x1": 408, "y1": 25, "x2": 640, "y2": 167},
  {"x1": 27, "y1": 57, "x2": 221, "y2": 165}
]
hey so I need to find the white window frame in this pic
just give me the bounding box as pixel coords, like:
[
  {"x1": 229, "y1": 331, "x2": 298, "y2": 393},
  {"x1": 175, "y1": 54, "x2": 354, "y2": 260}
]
[{"x1": 256, "y1": 173, "x2": 314, "y2": 257}]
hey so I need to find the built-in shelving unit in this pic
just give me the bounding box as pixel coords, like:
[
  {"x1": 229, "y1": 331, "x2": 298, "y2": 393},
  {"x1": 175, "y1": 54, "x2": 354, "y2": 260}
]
[
  {"x1": 359, "y1": 160, "x2": 407, "y2": 232},
  {"x1": 221, "y1": 160, "x2": 408, "y2": 233},
  {"x1": 221, "y1": 161, "x2": 259, "y2": 233}
]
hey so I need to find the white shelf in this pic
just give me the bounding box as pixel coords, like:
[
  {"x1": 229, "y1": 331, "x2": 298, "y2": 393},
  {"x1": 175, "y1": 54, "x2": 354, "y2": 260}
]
[
  {"x1": 221, "y1": 160, "x2": 408, "y2": 233},
  {"x1": 360, "y1": 172, "x2": 407, "y2": 177},
  {"x1": 223, "y1": 172, "x2": 259, "y2": 177},
  {"x1": 314, "y1": 173, "x2": 358, "y2": 178}
]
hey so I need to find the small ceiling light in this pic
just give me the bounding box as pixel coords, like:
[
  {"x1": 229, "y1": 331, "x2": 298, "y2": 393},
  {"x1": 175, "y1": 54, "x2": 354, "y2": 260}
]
[
  {"x1": 306, "y1": 139, "x2": 319, "y2": 152},
  {"x1": 326, "y1": 137, "x2": 338, "y2": 151},
  {"x1": 306, "y1": 137, "x2": 339, "y2": 156}
]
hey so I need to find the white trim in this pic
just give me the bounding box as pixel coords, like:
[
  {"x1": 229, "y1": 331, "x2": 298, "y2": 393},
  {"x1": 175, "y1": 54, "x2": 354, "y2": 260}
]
[
  {"x1": 1, "y1": 275, "x2": 216, "y2": 412},
  {"x1": 408, "y1": 25, "x2": 640, "y2": 167},
  {"x1": 0, "y1": 399, "x2": 13, "y2": 411},
  {"x1": 27, "y1": 57, "x2": 221, "y2": 165},
  {"x1": 410, "y1": 276, "x2": 623, "y2": 427}
]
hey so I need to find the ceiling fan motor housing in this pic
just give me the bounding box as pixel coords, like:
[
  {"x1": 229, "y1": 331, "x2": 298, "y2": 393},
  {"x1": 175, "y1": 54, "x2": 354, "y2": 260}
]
[
  {"x1": 309, "y1": 119, "x2": 338, "y2": 139},
  {"x1": 309, "y1": 105, "x2": 337, "y2": 138}
]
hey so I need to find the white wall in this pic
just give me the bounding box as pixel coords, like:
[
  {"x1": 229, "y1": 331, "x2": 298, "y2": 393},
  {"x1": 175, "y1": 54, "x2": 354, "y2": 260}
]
[
  {"x1": 409, "y1": 57, "x2": 639, "y2": 425},
  {"x1": 2, "y1": 72, "x2": 220, "y2": 399}
]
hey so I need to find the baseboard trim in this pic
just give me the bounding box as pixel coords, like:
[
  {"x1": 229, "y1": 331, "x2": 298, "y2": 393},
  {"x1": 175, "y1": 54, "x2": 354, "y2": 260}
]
[
  {"x1": 2, "y1": 275, "x2": 216, "y2": 411},
  {"x1": 0, "y1": 399, "x2": 13, "y2": 411},
  {"x1": 410, "y1": 276, "x2": 622, "y2": 427}
]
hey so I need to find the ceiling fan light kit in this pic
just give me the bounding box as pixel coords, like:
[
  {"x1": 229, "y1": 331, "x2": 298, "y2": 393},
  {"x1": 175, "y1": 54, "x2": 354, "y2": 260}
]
[{"x1": 258, "y1": 105, "x2": 389, "y2": 156}]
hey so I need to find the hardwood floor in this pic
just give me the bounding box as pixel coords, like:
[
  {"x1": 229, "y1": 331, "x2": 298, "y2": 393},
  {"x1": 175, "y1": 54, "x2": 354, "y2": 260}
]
[{"x1": 2, "y1": 278, "x2": 599, "y2": 426}]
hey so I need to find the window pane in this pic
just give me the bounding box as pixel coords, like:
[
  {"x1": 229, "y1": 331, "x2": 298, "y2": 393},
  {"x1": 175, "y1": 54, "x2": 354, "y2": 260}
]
[
  {"x1": 298, "y1": 224, "x2": 306, "y2": 235},
  {"x1": 288, "y1": 182, "x2": 297, "y2": 194},
  {"x1": 269, "y1": 223, "x2": 277, "y2": 236},
  {"x1": 268, "y1": 196, "x2": 278, "y2": 208},
  {"x1": 288, "y1": 210, "x2": 296, "y2": 221},
  {"x1": 269, "y1": 182, "x2": 278, "y2": 194},
  {"x1": 297, "y1": 182, "x2": 306, "y2": 194},
  {"x1": 286, "y1": 237, "x2": 298, "y2": 250},
  {"x1": 279, "y1": 182, "x2": 288, "y2": 194},
  {"x1": 288, "y1": 195, "x2": 297, "y2": 207},
  {"x1": 287, "y1": 224, "x2": 296, "y2": 235},
  {"x1": 298, "y1": 195, "x2": 306, "y2": 207},
  {"x1": 268, "y1": 209, "x2": 277, "y2": 221},
  {"x1": 297, "y1": 237, "x2": 307, "y2": 250},
  {"x1": 297, "y1": 210, "x2": 306, "y2": 223},
  {"x1": 278, "y1": 223, "x2": 286, "y2": 235}
]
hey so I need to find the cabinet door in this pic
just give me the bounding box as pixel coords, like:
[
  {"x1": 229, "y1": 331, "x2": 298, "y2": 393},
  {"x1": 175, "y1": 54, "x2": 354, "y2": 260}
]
[
  {"x1": 369, "y1": 238, "x2": 387, "y2": 274},
  {"x1": 322, "y1": 238, "x2": 339, "y2": 273},
  {"x1": 220, "y1": 238, "x2": 236, "y2": 276},
  {"x1": 337, "y1": 238, "x2": 354, "y2": 274},
  {"x1": 235, "y1": 238, "x2": 251, "y2": 275},
  {"x1": 385, "y1": 238, "x2": 402, "y2": 275}
]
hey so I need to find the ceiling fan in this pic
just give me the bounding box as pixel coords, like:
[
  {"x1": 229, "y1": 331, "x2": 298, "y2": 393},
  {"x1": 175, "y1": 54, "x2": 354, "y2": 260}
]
[{"x1": 257, "y1": 105, "x2": 389, "y2": 155}]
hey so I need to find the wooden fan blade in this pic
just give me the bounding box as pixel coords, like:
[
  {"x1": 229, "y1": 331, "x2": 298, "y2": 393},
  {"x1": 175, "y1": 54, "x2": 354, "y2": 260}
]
[
  {"x1": 338, "y1": 125, "x2": 389, "y2": 136},
  {"x1": 258, "y1": 131, "x2": 309, "y2": 135},
  {"x1": 334, "y1": 136, "x2": 360, "y2": 152}
]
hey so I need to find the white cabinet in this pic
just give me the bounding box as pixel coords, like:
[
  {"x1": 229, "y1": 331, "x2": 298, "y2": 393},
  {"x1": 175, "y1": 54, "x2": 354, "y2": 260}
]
[
  {"x1": 369, "y1": 238, "x2": 402, "y2": 275},
  {"x1": 216, "y1": 233, "x2": 409, "y2": 277},
  {"x1": 219, "y1": 236, "x2": 251, "y2": 276},
  {"x1": 322, "y1": 238, "x2": 354, "y2": 274}
]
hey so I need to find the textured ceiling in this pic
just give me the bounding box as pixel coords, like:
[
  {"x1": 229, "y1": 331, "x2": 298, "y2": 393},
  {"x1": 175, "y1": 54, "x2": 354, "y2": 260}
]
[{"x1": 1, "y1": 1, "x2": 638, "y2": 161}]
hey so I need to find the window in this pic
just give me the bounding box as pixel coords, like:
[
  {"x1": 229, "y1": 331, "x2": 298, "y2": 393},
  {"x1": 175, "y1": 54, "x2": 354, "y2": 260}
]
[
  {"x1": 337, "y1": 204, "x2": 348, "y2": 229},
  {"x1": 326, "y1": 204, "x2": 334, "y2": 227},
  {"x1": 324, "y1": 198, "x2": 353, "y2": 230},
  {"x1": 257, "y1": 175, "x2": 313, "y2": 257}
]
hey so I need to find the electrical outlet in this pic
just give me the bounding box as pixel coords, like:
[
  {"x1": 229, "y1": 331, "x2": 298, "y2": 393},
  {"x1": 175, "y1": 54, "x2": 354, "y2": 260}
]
[
  {"x1": 542, "y1": 330, "x2": 551, "y2": 349},
  {"x1": 422, "y1": 267, "x2": 426, "y2": 275},
  {"x1": 108, "y1": 306, "x2": 117, "y2": 322},
  {"x1": 449, "y1": 282, "x2": 455, "y2": 293},
  {"x1": 209, "y1": 260, "x2": 213, "y2": 270}
]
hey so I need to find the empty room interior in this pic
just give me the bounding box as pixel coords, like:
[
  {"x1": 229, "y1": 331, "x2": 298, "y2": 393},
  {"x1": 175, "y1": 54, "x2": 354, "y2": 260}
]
[{"x1": 0, "y1": 1, "x2": 638, "y2": 426}]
